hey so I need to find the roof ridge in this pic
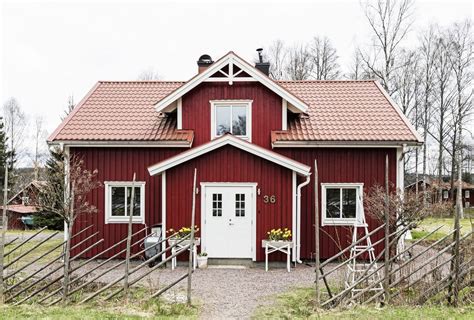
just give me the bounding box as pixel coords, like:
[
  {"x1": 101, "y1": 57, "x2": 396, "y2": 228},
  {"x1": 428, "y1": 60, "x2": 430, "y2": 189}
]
[
  {"x1": 277, "y1": 79, "x2": 376, "y2": 83},
  {"x1": 98, "y1": 80, "x2": 185, "y2": 83}
]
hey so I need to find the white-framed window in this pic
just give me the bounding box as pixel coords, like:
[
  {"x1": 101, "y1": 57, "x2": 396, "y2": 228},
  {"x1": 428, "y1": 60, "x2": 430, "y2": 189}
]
[
  {"x1": 105, "y1": 181, "x2": 145, "y2": 224},
  {"x1": 443, "y1": 190, "x2": 449, "y2": 199},
  {"x1": 321, "y1": 183, "x2": 363, "y2": 226},
  {"x1": 465, "y1": 190, "x2": 470, "y2": 198},
  {"x1": 210, "y1": 100, "x2": 252, "y2": 141}
]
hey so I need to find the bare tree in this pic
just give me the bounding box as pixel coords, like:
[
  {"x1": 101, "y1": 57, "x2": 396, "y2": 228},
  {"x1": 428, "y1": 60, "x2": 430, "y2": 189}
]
[
  {"x1": 447, "y1": 20, "x2": 473, "y2": 202},
  {"x1": 309, "y1": 36, "x2": 341, "y2": 80},
  {"x1": 2, "y1": 97, "x2": 27, "y2": 169},
  {"x1": 418, "y1": 25, "x2": 439, "y2": 205},
  {"x1": 137, "y1": 67, "x2": 161, "y2": 80},
  {"x1": 266, "y1": 39, "x2": 288, "y2": 80},
  {"x1": 61, "y1": 95, "x2": 75, "y2": 121},
  {"x1": 431, "y1": 31, "x2": 455, "y2": 202},
  {"x1": 30, "y1": 115, "x2": 48, "y2": 180},
  {"x1": 359, "y1": 0, "x2": 415, "y2": 94},
  {"x1": 38, "y1": 154, "x2": 101, "y2": 301},
  {"x1": 285, "y1": 44, "x2": 314, "y2": 80}
]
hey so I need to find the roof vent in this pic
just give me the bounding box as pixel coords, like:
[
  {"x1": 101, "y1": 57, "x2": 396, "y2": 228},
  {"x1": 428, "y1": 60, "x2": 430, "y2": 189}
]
[
  {"x1": 197, "y1": 54, "x2": 213, "y2": 73},
  {"x1": 255, "y1": 48, "x2": 270, "y2": 76}
]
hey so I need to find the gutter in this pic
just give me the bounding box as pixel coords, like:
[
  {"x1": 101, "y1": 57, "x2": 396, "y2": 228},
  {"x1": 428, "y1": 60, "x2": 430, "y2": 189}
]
[{"x1": 296, "y1": 175, "x2": 311, "y2": 263}]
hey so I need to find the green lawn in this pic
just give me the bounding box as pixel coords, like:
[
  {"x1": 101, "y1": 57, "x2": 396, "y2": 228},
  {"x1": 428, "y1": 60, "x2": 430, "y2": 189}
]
[
  {"x1": 0, "y1": 300, "x2": 198, "y2": 319},
  {"x1": 254, "y1": 287, "x2": 474, "y2": 319},
  {"x1": 411, "y1": 217, "x2": 473, "y2": 241}
]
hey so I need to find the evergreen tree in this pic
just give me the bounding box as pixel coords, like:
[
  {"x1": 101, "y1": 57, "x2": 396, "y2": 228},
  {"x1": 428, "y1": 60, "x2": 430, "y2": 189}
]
[
  {"x1": 34, "y1": 147, "x2": 65, "y2": 230},
  {"x1": 0, "y1": 117, "x2": 10, "y2": 204}
]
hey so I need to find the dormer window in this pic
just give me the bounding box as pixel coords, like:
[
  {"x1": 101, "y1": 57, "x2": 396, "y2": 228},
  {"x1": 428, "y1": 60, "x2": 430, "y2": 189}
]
[{"x1": 211, "y1": 100, "x2": 252, "y2": 141}]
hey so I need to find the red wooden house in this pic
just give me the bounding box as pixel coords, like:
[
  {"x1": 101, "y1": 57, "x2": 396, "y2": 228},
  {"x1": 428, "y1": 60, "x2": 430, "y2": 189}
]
[{"x1": 48, "y1": 51, "x2": 422, "y2": 262}]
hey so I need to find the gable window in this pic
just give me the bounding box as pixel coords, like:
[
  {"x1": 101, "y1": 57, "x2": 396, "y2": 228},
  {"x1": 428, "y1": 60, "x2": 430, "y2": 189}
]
[
  {"x1": 105, "y1": 182, "x2": 145, "y2": 224},
  {"x1": 321, "y1": 183, "x2": 363, "y2": 226},
  {"x1": 211, "y1": 100, "x2": 252, "y2": 141}
]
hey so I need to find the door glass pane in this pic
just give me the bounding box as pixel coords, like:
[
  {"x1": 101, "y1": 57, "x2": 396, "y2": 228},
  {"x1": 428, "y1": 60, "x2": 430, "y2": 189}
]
[
  {"x1": 326, "y1": 188, "x2": 340, "y2": 218},
  {"x1": 232, "y1": 105, "x2": 247, "y2": 136},
  {"x1": 235, "y1": 193, "x2": 245, "y2": 217},
  {"x1": 127, "y1": 186, "x2": 141, "y2": 216},
  {"x1": 342, "y1": 188, "x2": 357, "y2": 218},
  {"x1": 111, "y1": 186, "x2": 126, "y2": 217},
  {"x1": 215, "y1": 106, "x2": 231, "y2": 136},
  {"x1": 212, "y1": 193, "x2": 222, "y2": 217}
]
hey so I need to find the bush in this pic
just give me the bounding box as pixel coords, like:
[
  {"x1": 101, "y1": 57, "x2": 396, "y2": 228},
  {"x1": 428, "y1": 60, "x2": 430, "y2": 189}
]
[{"x1": 33, "y1": 211, "x2": 64, "y2": 230}]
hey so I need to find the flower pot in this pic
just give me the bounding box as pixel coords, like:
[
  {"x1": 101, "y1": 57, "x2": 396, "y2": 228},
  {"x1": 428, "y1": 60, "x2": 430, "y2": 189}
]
[
  {"x1": 197, "y1": 256, "x2": 208, "y2": 269},
  {"x1": 262, "y1": 239, "x2": 293, "y2": 248}
]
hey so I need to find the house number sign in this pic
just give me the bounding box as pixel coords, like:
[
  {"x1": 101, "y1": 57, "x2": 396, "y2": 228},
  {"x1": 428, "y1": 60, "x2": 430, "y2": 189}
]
[{"x1": 263, "y1": 195, "x2": 276, "y2": 204}]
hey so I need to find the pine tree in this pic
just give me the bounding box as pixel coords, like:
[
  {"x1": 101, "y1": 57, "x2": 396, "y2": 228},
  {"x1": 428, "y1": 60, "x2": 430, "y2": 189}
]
[
  {"x1": 34, "y1": 147, "x2": 65, "y2": 230},
  {"x1": 0, "y1": 117, "x2": 10, "y2": 204}
]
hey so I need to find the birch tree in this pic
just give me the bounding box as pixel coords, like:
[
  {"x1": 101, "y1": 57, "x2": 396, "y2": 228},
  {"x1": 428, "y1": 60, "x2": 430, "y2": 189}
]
[
  {"x1": 309, "y1": 36, "x2": 341, "y2": 80},
  {"x1": 2, "y1": 98, "x2": 26, "y2": 169},
  {"x1": 267, "y1": 39, "x2": 288, "y2": 80},
  {"x1": 359, "y1": 0, "x2": 414, "y2": 94},
  {"x1": 31, "y1": 115, "x2": 48, "y2": 180},
  {"x1": 285, "y1": 44, "x2": 313, "y2": 80}
]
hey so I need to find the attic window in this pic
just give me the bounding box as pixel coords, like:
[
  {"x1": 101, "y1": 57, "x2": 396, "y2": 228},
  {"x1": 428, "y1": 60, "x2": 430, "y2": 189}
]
[{"x1": 211, "y1": 100, "x2": 252, "y2": 141}]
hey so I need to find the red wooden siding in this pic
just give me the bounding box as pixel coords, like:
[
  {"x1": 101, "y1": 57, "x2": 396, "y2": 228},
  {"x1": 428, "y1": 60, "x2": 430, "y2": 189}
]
[
  {"x1": 182, "y1": 82, "x2": 282, "y2": 149},
  {"x1": 165, "y1": 145, "x2": 293, "y2": 262},
  {"x1": 70, "y1": 147, "x2": 181, "y2": 257},
  {"x1": 278, "y1": 148, "x2": 397, "y2": 259}
]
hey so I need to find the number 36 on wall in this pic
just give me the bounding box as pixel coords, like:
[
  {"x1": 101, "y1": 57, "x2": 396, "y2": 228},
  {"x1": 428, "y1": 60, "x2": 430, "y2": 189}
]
[{"x1": 263, "y1": 195, "x2": 276, "y2": 204}]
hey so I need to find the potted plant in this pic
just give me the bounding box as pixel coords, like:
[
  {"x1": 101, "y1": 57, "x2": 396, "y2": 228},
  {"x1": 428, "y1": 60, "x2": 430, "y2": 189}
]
[
  {"x1": 197, "y1": 252, "x2": 208, "y2": 268},
  {"x1": 167, "y1": 225, "x2": 201, "y2": 247},
  {"x1": 262, "y1": 227, "x2": 292, "y2": 248}
]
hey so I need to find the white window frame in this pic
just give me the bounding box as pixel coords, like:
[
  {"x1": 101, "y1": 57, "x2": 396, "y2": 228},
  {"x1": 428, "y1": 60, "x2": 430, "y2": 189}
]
[
  {"x1": 210, "y1": 100, "x2": 252, "y2": 141},
  {"x1": 321, "y1": 183, "x2": 363, "y2": 226},
  {"x1": 105, "y1": 181, "x2": 146, "y2": 224},
  {"x1": 465, "y1": 190, "x2": 470, "y2": 198},
  {"x1": 443, "y1": 190, "x2": 449, "y2": 199}
]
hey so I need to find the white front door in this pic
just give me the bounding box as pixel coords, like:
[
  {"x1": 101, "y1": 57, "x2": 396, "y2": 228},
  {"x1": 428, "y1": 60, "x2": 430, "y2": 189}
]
[{"x1": 202, "y1": 184, "x2": 255, "y2": 259}]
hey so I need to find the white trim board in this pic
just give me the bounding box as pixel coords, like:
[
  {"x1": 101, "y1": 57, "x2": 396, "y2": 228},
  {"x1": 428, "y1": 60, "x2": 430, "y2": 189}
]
[
  {"x1": 154, "y1": 52, "x2": 308, "y2": 114},
  {"x1": 148, "y1": 134, "x2": 311, "y2": 176}
]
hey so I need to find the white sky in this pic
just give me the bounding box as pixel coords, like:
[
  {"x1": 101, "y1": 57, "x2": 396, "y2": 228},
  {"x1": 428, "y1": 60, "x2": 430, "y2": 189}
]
[{"x1": 1, "y1": 0, "x2": 473, "y2": 164}]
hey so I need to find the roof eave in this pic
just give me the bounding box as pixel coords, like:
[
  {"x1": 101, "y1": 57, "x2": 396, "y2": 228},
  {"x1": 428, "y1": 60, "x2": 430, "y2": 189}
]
[
  {"x1": 271, "y1": 140, "x2": 423, "y2": 148},
  {"x1": 47, "y1": 140, "x2": 193, "y2": 148}
]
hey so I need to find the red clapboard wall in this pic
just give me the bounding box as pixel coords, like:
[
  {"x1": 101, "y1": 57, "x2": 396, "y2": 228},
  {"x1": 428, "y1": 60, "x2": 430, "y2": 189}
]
[
  {"x1": 182, "y1": 82, "x2": 282, "y2": 149},
  {"x1": 278, "y1": 148, "x2": 397, "y2": 259},
  {"x1": 70, "y1": 147, "x2": 181, "y2": 258},
  {"x1": 165, "y1": 145, "x2": 293, "y2": 262}
]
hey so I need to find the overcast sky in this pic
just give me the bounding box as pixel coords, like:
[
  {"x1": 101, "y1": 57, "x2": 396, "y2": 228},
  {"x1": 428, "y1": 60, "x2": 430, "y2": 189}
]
[{"x1": 1, "y1": 0, "x2": 473, "y2": 164}]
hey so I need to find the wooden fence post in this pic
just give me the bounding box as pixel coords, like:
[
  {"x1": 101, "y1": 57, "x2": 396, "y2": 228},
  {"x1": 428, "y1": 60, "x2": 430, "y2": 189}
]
[
  {"x1": 0, "y1": 165, "x2": 9, "y2": 304},
  {"x1": 124, "y1": 173, "x2": 136, "y2": 302},
  {"x1": 314, "y1": 160, "x2": 320, "y2": 308},
  {"x1": 384, "y1": 154, "x2": 390, "y2": 303},
  {"x1": 187, "y1": 168, "x2": 197, "y2": 305}
]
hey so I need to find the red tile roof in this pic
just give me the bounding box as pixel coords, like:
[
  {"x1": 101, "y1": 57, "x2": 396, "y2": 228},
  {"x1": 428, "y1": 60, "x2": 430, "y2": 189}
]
[
  {"x1": 48, "y1": 81, "x2": 193, "y2": 143},
  {"x1": 1, "y1": 205, "x2": 40, "y2": 214},
  {"x1": 49, "y1": 79, "x2": 421, "y2": 144},
  {"x1": 273, "y1": 80, "x2": 422, "y2": 144}
]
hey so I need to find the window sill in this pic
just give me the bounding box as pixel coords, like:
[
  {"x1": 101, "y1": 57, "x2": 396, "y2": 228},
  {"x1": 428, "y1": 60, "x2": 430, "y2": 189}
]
[
  {"x1": 321, "y1": 218, "x2": 358, "y2": 226},
  {"x1": 105, "y1": 218, "x2": 145, "y2": 224}
]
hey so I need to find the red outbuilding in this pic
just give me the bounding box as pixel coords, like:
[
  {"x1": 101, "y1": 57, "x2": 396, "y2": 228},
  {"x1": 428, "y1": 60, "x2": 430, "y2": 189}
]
[{"x1": 48, "y1": 51, "x2": 422, "y2": 262}]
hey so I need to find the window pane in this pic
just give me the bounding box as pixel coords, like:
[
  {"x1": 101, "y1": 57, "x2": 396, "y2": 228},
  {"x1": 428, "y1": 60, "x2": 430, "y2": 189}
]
[
  {"x1": 235, "y1": 193, "x2": 245, "y2": 217},
  {"x1": 127, "y1": 187, "x2": 141, "y2": 216},
  {"x1": 111, "y1": 187, "x2": 126, "y2": 217},
  {"x1": 232, "y1": 106, "x2": 247, "y2": 136},
  {"x1": 212, "y1": 193, "x2": 222, "y2": 217},
  {"x1": 326, "y1": 188, "x2": 340, "y2": 218},
  {"x1": 215, "y1": 106, "x2": 231, "y2": 136},
  {"x1": 342, "y1": 188, "x2": 357, "y2": 218}
]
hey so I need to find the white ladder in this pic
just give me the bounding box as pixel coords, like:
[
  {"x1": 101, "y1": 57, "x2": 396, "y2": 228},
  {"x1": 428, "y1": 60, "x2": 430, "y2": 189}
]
[{"x1": 344, "y1": 196, "x2": 384, "y2": 301}]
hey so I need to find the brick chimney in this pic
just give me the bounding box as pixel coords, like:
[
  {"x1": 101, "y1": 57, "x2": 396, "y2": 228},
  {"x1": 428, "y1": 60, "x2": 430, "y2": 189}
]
[{"x1": 197, "y1": 54, "x2": 213, "y2": 73}]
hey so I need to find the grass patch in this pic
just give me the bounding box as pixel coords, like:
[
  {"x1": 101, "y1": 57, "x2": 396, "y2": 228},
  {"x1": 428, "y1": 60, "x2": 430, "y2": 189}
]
[
  {"x1": 410, "y1": 217, "x2": 473, "y2": 241},
  {"x1": 253, "y1": 287, "x2": 474, "y2": 319},
  {"x1": 4, "y1": 238, "x2": 64, "y2": 265},
  {"x1": 0, "y1": 300, "x2": 198, "y2": 319}
]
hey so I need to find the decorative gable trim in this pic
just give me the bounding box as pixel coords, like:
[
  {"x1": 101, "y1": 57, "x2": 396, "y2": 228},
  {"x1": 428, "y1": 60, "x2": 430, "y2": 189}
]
[
  {"x1": 148, "y1": 134, "x2": 311, "y2": 176},
  {"x1": 154, "y1": 52, "x2": 309, "y2": 113}
]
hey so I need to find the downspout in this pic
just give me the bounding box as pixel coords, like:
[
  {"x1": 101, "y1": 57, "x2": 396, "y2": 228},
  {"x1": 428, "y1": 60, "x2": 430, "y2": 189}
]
[{"x1": 296, "y1": 175, "x2": 311, "y2": 263}]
